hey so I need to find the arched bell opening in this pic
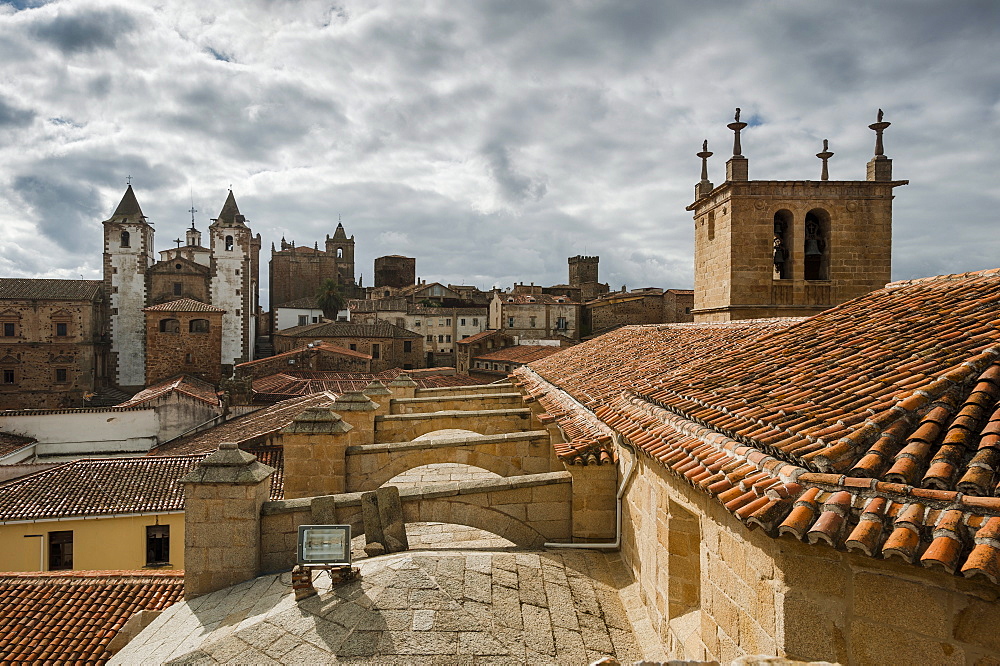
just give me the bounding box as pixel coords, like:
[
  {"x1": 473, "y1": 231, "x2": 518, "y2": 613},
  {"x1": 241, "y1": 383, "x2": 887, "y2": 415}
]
[
  {"x1": 804, "y1": 208, "x2": 831, "y2": 280},
  {"x1": 773, "y1": 209, "x2": 793, "y2": 280}
]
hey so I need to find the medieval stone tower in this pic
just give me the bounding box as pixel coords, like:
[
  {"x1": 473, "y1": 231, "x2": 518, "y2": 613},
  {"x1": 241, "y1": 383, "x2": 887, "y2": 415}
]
[
  {"x1": 689, "y1": 109, "x2": 908, "y2": 322},
  {"x1": 102, "y1": 185, "x2": 155, "y2": 389},
  {"x1": 208, "y1": 191, "x2": 261, "y2": 373}
]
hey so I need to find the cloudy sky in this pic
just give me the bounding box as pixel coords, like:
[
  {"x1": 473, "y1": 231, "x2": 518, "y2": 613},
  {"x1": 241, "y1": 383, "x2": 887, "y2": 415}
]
[{"x1": 0, "y1": 0, "x2": 997, "y2": 306}]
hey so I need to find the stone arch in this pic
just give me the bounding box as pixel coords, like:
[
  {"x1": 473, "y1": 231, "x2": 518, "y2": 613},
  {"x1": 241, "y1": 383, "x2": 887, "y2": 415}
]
[
  {"x1": 341, "y1": 498, "x2": 550, "y2": 549},
  {"x1": 772, "y1": 209, "x2": 793, "y2": 280},
  {"x1": 804, "y1": 208, "x2": 831, "y2": 280},
  {"x1": 350, "y1": 451, "x2": 523, "y2": 493}
]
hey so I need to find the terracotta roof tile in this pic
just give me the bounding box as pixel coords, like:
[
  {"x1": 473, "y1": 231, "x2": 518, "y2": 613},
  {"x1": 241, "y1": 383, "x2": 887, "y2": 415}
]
[
  {"x1": 142, "y1": 298, "x2": 225, "y2": 313},
  {"x1": 0, "y1": 432, "x2": 35, "y2": 457},
  {"x1": 117, "y1": 375, "x2": 220, "y2": 408},
  {"x1": 278, "y1": 320, "x2": 421, "y2": 339},
  {"x1": 474, "y1": 345, "x2": 565, "y2": 364},
  {"x1": 0, "y1": 570, "x2": 183, "y2": 664},
  {"x1": 0, "y1": 278, "x2": 103, "y2": 301}
]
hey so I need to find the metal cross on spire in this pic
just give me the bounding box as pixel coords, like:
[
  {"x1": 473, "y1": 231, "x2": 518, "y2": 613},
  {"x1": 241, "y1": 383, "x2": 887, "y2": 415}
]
[
  {"x1": 174, "y1": 238, "x2": 183, "y2": 248},
  {"x1": 126, "y1": 175, "x2": 132, "y2": 187}
]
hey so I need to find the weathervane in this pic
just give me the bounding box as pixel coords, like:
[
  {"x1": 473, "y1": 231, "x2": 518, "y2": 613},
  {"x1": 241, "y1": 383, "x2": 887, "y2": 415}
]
[
  {"x1": 816, "y1": 139, "x2": 834, "y2": 181},
  {"x1": 727, "y1": 108, "x2": 748, "y2": 157}
]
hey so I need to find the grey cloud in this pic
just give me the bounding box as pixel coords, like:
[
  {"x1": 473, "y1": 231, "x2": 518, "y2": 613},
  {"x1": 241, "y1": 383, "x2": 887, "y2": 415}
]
[
  {"x1": 481, "y1": 141, "x2": 546, "y2": 205},
  {"x1": 0, "y1": 95, "x2": 34, "y2": 127},
  {"x1": 12, "y1": 175, "x2": 102, "y2": 253},
  {"x1": 29, "y1": 5, "x2": 138, "y2": 54}
]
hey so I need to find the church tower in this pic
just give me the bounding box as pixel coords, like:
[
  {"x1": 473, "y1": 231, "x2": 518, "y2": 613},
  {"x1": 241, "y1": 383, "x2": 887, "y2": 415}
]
[
  {"x1": 325, "y1": 220, "x2": 356, "y2": 286},
  {"x1": 689, "y1": 109, "x2": 908, "y2": 322},
  {"x1": 208, "y1": 190, "x2": 260, "y2": 373},
  {"x1": 102, "y1": 184, "x2": 155, "y2": 389}
]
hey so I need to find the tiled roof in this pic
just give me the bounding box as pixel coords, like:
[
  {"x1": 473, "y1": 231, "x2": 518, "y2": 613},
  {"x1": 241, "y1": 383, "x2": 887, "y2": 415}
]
[
  {"x1": 0, "y1": 278, "x2": 103, "y2": 301},
  {"x1": 251, "y1": 369, "x2": 481, "y2": 401},
  {"x1": 117, "y1": 375, "x2": 220, "y2": 408},
  {"x1": 0, "y1": 432, "x2": 35, "y2": 457},
  {"x1": 497, "y1": 293, "x2": 578, "y2": 305},
  {"x1": 457, "y1": 329, "x2": 502, "y2": 345},
  {"x1": 143, "y1": 298, "x2": 225, "y2": 313},
  {"x1": 235, "y1": 342, "x2": 372, "y2": 369},
  {"x1": 517, "y1": 268, "x2": 1000, "y2": 585},
  {"x1": 475, "y1": 345, "x2": 565, "y2": 364},
  {"x1": 149, "y1": 392, "x2": 337, "y2": 456},
  {"x1": 0, "y1": 449, "x2": 285, "y2": 522},
  {"x1": 517, "y1": 320, "x2": 796, "y2": 465},
  {"x1": 278, "y1": 320, "x2": 422, "y2": 339},
  {"x1": 275, "y1": 296, "x2": 321, "y2": 309},
  {"x1": 0, "y1": 570, "x2": 183, "y2": 664}
]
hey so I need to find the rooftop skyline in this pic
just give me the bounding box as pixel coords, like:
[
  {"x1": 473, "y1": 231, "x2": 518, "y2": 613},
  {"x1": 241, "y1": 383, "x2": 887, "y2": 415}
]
[{"x1": 0, "y1": 0, "x2": 997, "y2": 295}]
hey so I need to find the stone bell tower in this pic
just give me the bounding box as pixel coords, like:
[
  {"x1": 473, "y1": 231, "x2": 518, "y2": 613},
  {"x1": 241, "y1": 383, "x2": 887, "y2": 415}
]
[{"x1": 689, "y1": 109, "x2": 908, "y2": 322}]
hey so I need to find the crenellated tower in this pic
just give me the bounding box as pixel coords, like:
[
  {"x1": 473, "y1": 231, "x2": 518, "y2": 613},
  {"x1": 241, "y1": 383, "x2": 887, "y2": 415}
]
[
  {"x1": 102, "y1": 184, "x2": 155, "y2": 389},
  {"x1": 689, "y1": 109, "x2": 908, "y2": 322}
]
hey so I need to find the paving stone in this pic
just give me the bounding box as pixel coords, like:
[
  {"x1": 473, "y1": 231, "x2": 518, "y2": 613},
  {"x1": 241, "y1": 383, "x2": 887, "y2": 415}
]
[
  {"x1": 521, "y1": 604, "x2": 556, "y2": 656},
  {"x1": 413, "y1": 609, "x2": 436, "y2": 631},
  {"x1": 567, "y1": 573, "x2": 601, "y2": 616},
  {"x1": 458, "y1": 632, "x2": 510, "y2": 656},
  {"x1": 238, "y1": 620, "x2": 284, "y2": 651},
  {"x1": 229, "y1": 645, "x2": 280, "y2": 665},
  {"x1": 377, "y1": 630, "x2": 458, "y2": 655},
  {"x1": 492, "y1": 566, "x2": 518, "y2": 589},
  {"x1": 196, "y1": 636, "x2": 252, "y2": 663},
  {"x1": 579, "y1": 611, "x2": 615, "y2": 654},
  {"x1": 337, "y1": 629, "x2": 381, "y2": 657},
  {"x1": 544, "y1": 579, "x2": 581, "y2": 631},
  {"x1": 609, "y1": 626, "x2": 643, "y2": 663},
  {"x1": 490, "y1": 583, "x2": 523, "y2": 629},
  {"x1": 552, "y1": 625, "x2": 588, "y2": 663},
  {"x1": 262, "y1": 632, "x2": 303, "y2": 660},
  {"x1": 299, "y1": 616, "x2": 350, "y2": 652},
  {"x1": 516, "y1": 564, "x2": 547, "y2": 607},
  {"x1": 409, "y1": 588, "x2": 462, "y2": 610},
  {"x1": 464, "y1": 570, "x2": 492, "y2": 604},
  {"x1": 279, "y1": 641, "x2": 336, "y2": 663}
]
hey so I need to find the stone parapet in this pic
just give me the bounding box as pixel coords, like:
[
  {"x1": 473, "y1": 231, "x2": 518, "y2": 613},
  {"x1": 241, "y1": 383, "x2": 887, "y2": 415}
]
[
  {"x1": 278, "y1": 407, "x2": 353, "y2": 499},
  {"x1": 390, "y1": 391, "x2": 525, "y2": 414},
  {"x1": 374, "y1": 408, "x2": 533, "y2": 443}
]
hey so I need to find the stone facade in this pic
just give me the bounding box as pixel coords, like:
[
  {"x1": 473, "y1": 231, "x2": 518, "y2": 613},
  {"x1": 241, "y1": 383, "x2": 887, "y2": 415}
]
[
  {"x1": 584, "y1": 288, "x2": 694, "y2": 335},
  {"x1": 568, "y1": 255, "x2": 610, "y2": 302},
  {"x1": 489, "y1": 293, "x2": 581, "y2": 341},
  {"x1": 146, "y1": 257, "x2": 211, "y2": 306},
  {"x1": 143, "y1": 300, "x2": 224, "y2": 385},
  {"x1": 455, "y1": 329, "x2": 516, "y2": 375},
  {"x1": 690, "y1": 114, "x2": 907, "y2": 322},
  {"x1": 0, "y1": 279, "x2": 109, "y2": 409},
  {"x1": 619, "y1": 448, "x2": 1000, "y2": 663},
  {"x1": 273, "y1": 321, "x2": 424, "y2": 372}
]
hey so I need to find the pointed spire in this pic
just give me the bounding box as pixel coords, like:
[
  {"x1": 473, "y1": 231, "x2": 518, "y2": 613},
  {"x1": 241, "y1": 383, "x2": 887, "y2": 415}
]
[
  {"x1": 111, "y1": 184, "x2": 144, "y2": 219},
  {"x1": 213, "y1": 190, "x2": 245, "y2": 227},
  {"x1": 332, "y1": 218, "x2": 348, "y2": 241}
]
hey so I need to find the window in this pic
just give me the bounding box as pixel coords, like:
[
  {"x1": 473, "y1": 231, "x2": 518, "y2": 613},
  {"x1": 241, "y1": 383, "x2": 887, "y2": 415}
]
[
  {"x1": 159, "y1": 318, "x2": 180, "y2": 333},
  {"x1": 773, "y1": 210, "x2": 793, "y2": 280},
  {"x1": 312, "y1": 317, "x2": 319, "y2": 323},
  {"x1": 55, "y1": 368, "x2": 68, "y2": 383},
  {"x1": 804, "y1": 209, "x2": 831, "y2": 281},
  {"x1": 298, "y1": 315, "x2": 309, "y2": 326},
  {"x1": 120, "y1": 230, "x2": 130, "y2": 247},
  {"x1": 445, "y1": 335, "x2": 451, "y2": 342},
  {"x1": 2, "y1": 322, "x2": 14, "y2": 337},
  {"x1": 371, "y1": 343, "x2": 380, "y2": 360},
  {"x1": 556, "y1": 316, "x2": 568, "y2": 330},
  {"x1": 185, "y1": 353, "x2": 193, "y2": 364},
  {"x1": 189, "y1": 319, "x2": 209, "y2": 333},
  {"x1": 146, "y1": 525, "x2": 170, "y2": 566},
  {"x1": 460, "y1": 319, "x2": 466, "y2": 326},
  {"x1": 446, "y1": 318, "x2": 452, "y2": 326},
  {"x1": 2, "y1": 369, "x2": 14, "y2": 384},
  {"x1": 173, "y1": 282, "x2": 182, "y2": 295},
  {"x1": 438, "y1": 335, "x2": 444, "y2": 343},
  {"x1": 439, "y1": 319, "x2": 445, "y2": 326},
  {"x1": 403, "y1": 363, "x2": 413, "y2": 370},
  {"x1": 225, "y1": 235, "x2": 234, "y2": 251},
  {"x1": 175, "y1": 263, "x2": 182, "y2": 270},
  {"x1": 349, "y1": 344, "x2": 357, "y2": 351},
  {"x1": 337, "y1": 248, "x2": 344, "y2": 258},
  {"x1": 55, "y1": 322, "x2": 68, "y2": 336},
  {"x1": 462, "y1": 335, "x2": 469, "y2": 340},
  {"x1": 507, "y1": 317, "x2": 515, "y2": 328},
  {"x1": 49, "y1": 531, "x2": 73, "y2": 570},
  {"x1": 426, "y1": 335, "x2": 433, "y2": 342},
  {"x1": 414, "y1": 320, "x2": 421, "y2": 327},
  {"x1": 529, "y1": 316, "x2": 537, "y2": 328},
  {"x1": 404, "y1": 340, "x2": 412, "y2": 352}
]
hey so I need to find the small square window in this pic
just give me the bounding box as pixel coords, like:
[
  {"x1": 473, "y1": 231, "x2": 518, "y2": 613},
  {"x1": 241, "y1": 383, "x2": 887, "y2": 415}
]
[
  {"x1": 349, "y1": 344, "x2": 357, "y2": 351},
  {"x1": 49, "y1": 531, "x2": 73, "y2": 571},
  {"x1": 460, "y1": 319, "x2": 466, "y2": 326},
  {"x1": 472, "y1": 318, "x2": 478, "y2": 326},
  {"x1": 146, "y1": 525, "x2": 170, "y2": 566},
  {"x1": 2, "y1": 369, "x2": 14, "y2": 384},
  {"x1": 55, "y1": 368, "x2": 68, "y2": 383},
  {"x1": 2, "y1": 322, "x2": 14, "y2": 337},
  {"x1": 56, "y1": 322, "x2": 68, "y2": 336}
]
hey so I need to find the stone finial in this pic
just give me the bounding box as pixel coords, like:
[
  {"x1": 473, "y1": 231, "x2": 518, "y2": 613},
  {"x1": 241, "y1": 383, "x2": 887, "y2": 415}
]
[
  {"x1": 694, "y1": 139, "x2": 715, "y2": 200},
  {"x1": 281, "y1": 407, "x2": 352, "y2": 434},
  {"x1": 388, "y1": 374, "x2": 418, "y2": 388},
  {"x1": 816, "y1": 139, "x2": 834, "y2": 181},
  {"x1": 332, "y1": 390, "x2": 379, "y2": 411},
  {"x1": 868, "y1": 108, "x2": 891, "y2": 157},
  {"x1": 363, "y1": 380, "x2": 392, "y2": 396},
  {"x1": 179, "y1": 442, "x2": 275, "y2": 485},
  {"x1": 727, "y1": 107, "x2": 748, "y2": 157}
]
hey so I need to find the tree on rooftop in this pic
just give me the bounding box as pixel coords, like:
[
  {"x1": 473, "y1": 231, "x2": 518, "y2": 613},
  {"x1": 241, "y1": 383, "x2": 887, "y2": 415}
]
[{"x1": 316, "y1": 279, "x2": 345, "y2": 318}]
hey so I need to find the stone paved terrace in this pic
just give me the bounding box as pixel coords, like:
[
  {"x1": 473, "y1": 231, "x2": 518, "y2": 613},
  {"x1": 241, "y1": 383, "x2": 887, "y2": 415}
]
[{"x1": 111, "y1": 549, "x2": 666, "y2": 665}]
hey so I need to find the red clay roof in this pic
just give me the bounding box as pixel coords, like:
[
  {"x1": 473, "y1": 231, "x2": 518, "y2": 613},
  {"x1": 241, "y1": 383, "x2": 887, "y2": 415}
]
[
  {"x1": 117, "y1": 375, "x2": 220, "y2": 408},
  {"x1": 0, "y1": 432, "x2": 35, "y2": 458},
  {"x1": 0, "y1": 570, "x2": 183, "y2": 664},
  {"x1": 236, "y1": 342, "x2": 372, "y2": 368},
  {"x1": 149, "y1": 392, "x2": 336, "y2": 456},
  {"x1": 475, "y1": 345, "x2": 565, "y2": 364},
  {"x1": 457, "y1": 329, "x2": 503, "y2": 345},
  {"x1": 517, "y1": 268, "x2": 1000, "y2": 585},
  {"x1": 143, "y1": 298, "x2": 225, "y2": 313},
  {"x1": 277, "y1": 320, "x2": 421, "y2": 339},
  {"x1": 0, "y1": 278, "x2": 103, "y2": 301}
]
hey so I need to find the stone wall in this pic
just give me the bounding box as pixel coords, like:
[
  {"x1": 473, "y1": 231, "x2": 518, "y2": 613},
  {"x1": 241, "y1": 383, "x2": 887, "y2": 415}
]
[
  {"x1": 0, "y1": 296, "x2": 107, "y2": 409},
  {"x1": 272, "y1": 332, "x2": 424, "y2": 372},
  {"x1": 374, "y1": 408, "x2": 534, "y2": 443},
  {"x1": 144, "y1": 310, "x2": 223, "y2": 385},
  {"x1": 390, "y1": 392, "x2": 525, "y2": 414},
  {"x1": 619, "y1": 446, "x2": 1000, "y2": 663},
  {"x1": 147, "y1": 264, "x2": 210, "y2": 306}
]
